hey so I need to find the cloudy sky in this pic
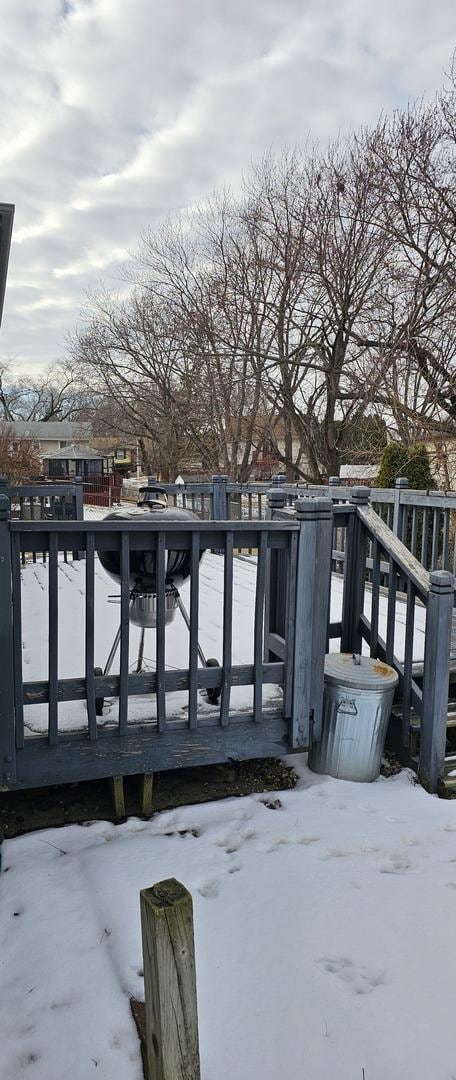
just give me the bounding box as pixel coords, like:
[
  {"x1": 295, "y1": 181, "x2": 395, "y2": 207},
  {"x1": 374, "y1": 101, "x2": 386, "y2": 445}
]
[{"x1": 1, "y1": 0, "x2": 455, "y2": 373}]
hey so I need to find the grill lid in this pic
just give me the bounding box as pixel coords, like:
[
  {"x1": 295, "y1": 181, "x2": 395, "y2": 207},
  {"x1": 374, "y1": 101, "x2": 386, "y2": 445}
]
[{"x1": 324, "y1": 653, "x2": 399, "y2": 691}]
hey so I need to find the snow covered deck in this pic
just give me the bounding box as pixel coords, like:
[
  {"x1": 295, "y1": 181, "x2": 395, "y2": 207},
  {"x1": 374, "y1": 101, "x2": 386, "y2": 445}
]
[{"x1": 19, "y1": 553, "x2": 427, "y2": 738}]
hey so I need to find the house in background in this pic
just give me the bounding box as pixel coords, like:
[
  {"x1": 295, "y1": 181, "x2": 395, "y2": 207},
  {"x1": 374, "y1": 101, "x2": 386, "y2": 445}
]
[{"x1": 0, "y1": 421, "x2": 138, "y2": 475}]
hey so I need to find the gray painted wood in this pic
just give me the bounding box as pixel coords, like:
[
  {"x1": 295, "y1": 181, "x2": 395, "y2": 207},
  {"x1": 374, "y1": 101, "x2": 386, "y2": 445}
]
[
  {"x1": 23, "y1": 661, "x2": 285, "y2": 704},
  {"x1": 12, "y1": 714, "x2": 290, "y2": 789},
  {"x1": 140, "y1": 878, "x2": 200, "y2": 1080},
  {"x1": 48, "y1": 532, "x2": 59, "y2": 744},
  {"x1": 11, "y1": 530, "x2": 24, "y2": 749},
  {"x1": 253, "y1": 531, "x2": 267, "y2": 722},
  {"x1": 156, "y1": 533, "x2": 166, "y2": 732},
  {"x1": 419, "y1": 570, "x2": 454, "y2": 792},
  {"x1": 357, "y1": 506, "x2": 430, "y2": 598},
  {"x1": 85, "y1": 532, "x2": 97, "y2": 740},
  {"x1": 370, "y1": 538, "x2": 380, "y2": 657},
  {"x1": 220, "y1": 530, "x2": 233, "y2": 725},
  {"x1": 341, "y1": 489, "x2": 369, "y2": 653},
  {"x1": 188, "y1": 532, "x2": 200, "y2": 730},
  {"x1": 291, "y1": 498, "x2": 333, "y2": 748},
  {"x1": 118, "y1": 532, "x2": 130, "y2": 736},
  {"x1": 0, "y1": 497, "x2": 16, "y2": 787},
  {"x1": 401, "y1": 581, "x2": 415, "y2": 747}
]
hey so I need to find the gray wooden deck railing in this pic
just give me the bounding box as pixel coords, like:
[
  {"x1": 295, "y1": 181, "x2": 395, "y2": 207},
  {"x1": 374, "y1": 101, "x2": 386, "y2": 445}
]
[
  {"x1": 0, "y1": 492, "x2": 334, "y2": 792},
  {"x1": 150, "y1": 475, "x2": 456, "y2": 579},
  {"x1": 325, "y1": 487, "x2": 453, "y2": 793},
  {"x1": 0, "y1": 475, "x2": 83, "y2": 522},
  {"x1": 1, "y1": 477, "x2": 453, "y2": 794}
]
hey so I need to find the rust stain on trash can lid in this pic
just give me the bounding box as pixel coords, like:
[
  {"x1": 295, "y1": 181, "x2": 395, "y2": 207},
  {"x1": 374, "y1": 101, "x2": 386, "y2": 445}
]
[{"x1": 324, "y1": 653, "x2": 399, "y2": 691}]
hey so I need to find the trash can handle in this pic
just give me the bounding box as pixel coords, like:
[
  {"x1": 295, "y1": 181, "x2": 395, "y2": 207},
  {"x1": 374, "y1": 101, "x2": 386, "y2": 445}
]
[{"x1": 352, "y1": 653, "x2": 361, "y2": 665}]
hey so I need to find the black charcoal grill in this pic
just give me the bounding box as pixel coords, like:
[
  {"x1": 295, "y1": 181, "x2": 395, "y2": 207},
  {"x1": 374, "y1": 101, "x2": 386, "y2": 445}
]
[{"x1": 95, "y1": 486, "x2": 220, "y2": 714}]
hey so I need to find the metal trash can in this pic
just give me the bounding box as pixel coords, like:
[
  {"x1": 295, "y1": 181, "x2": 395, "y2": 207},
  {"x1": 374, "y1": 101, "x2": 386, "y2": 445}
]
[{"x1": 308, "y1": 653, "x2": 399, "y2": 782}]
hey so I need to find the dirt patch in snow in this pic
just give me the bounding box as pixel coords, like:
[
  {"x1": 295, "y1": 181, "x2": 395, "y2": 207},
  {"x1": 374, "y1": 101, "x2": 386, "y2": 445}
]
[{"x1": 0, "y1": 758, "x2": 297, "y2": 838}]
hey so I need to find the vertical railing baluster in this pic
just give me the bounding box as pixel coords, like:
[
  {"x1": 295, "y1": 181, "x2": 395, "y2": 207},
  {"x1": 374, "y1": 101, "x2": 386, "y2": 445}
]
[
  {"x1": 401, "y1": 581, "x2": 415, "y2": 749},
  {"x1": 85, "y1": 531, "x2": 97, "y2": 740},
  {"x1": 220, "y1": 529, "x2": 233, "y2": 725},
  {"x1": 431, "y1": 509, "x2": 440, "y2": 570},
  {"x1": 0, "y1": 497, "x2": 16, "y2": 787},
  {"x1": 411, "y1": 507, "x2": 418, "y2": 559},
  {"x1": 11, "y1": 530, "x2": 24, "y2": 749},
  {"x1": 443, "y1": 510, "x2": 450, "y2": 571},
  {"x1": 253, "y1": 531, "x2": 267, "y2": 722},
  {"x1": 188, "y1": 532, "x2": 199, "y2": 729},
  {"x1": 29, "y1": 496, "x2": 37, "y2": 564},
  {"x1": 385, "y1": 560, "x2": 397, "y2": 665},
  {"x1": 370, "y1": 538, "x2": 380, "y2": 658},
  {"x1": 283, "y1": 529, "x2": 298, "y2": 717},
  {"x1": 40, "y1": 496, "x2": 46, "y2": 563},
  {"x1": 156, "y1": 532, "x2": 166, "y2": 731},
  {"x1": 118, "y1": 531, "x2": 130, "y2": 736},
  {"x1": 421, "y1": 508, "x2": 429, "y2": 568},
  {"x1": 48, "y1": 531, "x2": 59, "y2": 744}
]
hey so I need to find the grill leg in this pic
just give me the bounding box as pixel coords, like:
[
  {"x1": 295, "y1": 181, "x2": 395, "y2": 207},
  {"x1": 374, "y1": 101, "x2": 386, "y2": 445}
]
[
  {"x1": 177, "y1": 597, "x2": 207, "y2": 666},
  {"x1": 136, "y1": 627, "x2": 145, "y2": 673},
  {"x1": 104, "y1": 626, "x2": 122, "y2": 675}
]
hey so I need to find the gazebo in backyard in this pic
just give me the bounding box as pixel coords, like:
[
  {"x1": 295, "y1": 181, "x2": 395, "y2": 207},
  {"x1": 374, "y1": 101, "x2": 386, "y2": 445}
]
[{"x1": 42, "y1": 444, "x2": 106, "y2": 479}]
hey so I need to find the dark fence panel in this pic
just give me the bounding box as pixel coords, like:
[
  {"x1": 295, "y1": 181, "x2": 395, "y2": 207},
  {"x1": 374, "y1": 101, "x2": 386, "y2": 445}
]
[{"x1": 3, "y1": 507, "x2": 335, "y2": 790}]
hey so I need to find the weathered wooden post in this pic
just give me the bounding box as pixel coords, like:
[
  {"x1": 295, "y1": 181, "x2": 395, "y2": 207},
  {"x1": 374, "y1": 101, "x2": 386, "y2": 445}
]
[
  {"x1": 211, "y1": 474, "x2": 220, "y2": 521},
  {"x1": 341, "y1": 487, "x2": 369, "y2": 654},
  {"x1": 419, "y1": 569, "x2": 454, "y2": 793},
  {"x1": 291, "y1": 497, "x2": 333, "y2": 748},
  {"x1": 74, "y1": 475, "x2": 84, "y2": 521},
  {"x1": 218, "y1": 474, "x2": 229, "y2": 519},
  {"x1": 264, "y1": 487, "x2": 288, "y2": 663},
  {"x1": 393, "y1": 477, "x2": 408, "y2": 543},
  {"x1": 140, "y1": 878, "x2": 200, "y2": 1080},
  {"x1": 0, "y1": 494, "x2": 16, "y2": 789}
]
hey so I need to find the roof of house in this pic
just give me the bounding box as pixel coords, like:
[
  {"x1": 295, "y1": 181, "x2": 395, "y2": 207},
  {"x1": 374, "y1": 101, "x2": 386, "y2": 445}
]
[
  {"x1": 0, "y1": 420, "x2": 93, "y2": 440},
  {"x1": 42, "y1": 443, "x2": 104, "y2": 461}
]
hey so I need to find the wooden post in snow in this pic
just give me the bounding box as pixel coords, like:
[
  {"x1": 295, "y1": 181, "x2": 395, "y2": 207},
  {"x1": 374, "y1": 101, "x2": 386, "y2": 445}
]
[{"x1": 140, "y1": 878, "x2": 201, "y2": 1080}]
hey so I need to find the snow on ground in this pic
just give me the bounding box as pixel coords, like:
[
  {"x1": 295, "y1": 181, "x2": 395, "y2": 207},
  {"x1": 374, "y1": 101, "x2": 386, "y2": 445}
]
[{"x1": 2, "y1": 762, "x2": 456, "y2": 1080}]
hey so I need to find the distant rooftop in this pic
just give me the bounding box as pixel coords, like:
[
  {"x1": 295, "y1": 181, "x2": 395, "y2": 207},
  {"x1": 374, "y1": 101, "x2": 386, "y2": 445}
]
[
  {"x1": 42, "y1": 443, "x2": 104, "y2": 461},
  {"x1": 0, "y1": 420, "x2": 93, "y2": 440}
]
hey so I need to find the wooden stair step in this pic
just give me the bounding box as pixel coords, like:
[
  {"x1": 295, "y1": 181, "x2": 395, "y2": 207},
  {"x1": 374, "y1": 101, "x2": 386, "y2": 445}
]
[{"x1": 409, "y1": 710, "x2": 456, "y2": 731}]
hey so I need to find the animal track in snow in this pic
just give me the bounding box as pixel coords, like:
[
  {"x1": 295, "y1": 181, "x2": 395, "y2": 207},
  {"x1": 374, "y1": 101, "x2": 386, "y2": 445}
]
[
  {"x1": 378, "y1": 852, "x2": 411, "y2": 874},
  {"x1": 198, "y1": 879, "x2": 220, "y2": 899},
  {"x1": 318, "y1": 956, "x2": 388, "y2": 995}
]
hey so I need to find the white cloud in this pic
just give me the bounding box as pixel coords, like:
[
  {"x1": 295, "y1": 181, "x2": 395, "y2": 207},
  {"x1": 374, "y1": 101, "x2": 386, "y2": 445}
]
[{"x1": 0, "y1": 0, "x2": 454, "y2": 371}]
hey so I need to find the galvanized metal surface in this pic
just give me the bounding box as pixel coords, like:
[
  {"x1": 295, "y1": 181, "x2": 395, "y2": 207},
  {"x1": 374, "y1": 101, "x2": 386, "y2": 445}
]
[{"x1": 308, "y1": 654, "x2": 399, "y2": 782}]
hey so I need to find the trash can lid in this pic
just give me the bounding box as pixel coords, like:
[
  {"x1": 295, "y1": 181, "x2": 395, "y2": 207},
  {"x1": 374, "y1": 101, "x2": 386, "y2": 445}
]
[{"x1": 324, "y1": 653, "x2": 399, "y2": 691}]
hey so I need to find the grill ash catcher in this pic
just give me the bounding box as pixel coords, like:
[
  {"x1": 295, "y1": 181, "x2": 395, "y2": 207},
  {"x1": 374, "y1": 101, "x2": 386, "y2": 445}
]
[{"x1": 95, "y1": 485, "x2": 221, "y2": 715}]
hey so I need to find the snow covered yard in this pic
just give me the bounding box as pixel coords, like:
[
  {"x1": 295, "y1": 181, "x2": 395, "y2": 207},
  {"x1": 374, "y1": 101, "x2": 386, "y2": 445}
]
[{"x1": 2, "y1": 761, "x2": 456, "y2": 1080}]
